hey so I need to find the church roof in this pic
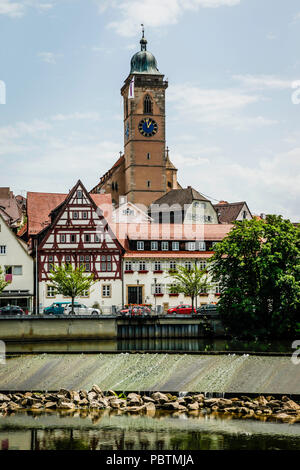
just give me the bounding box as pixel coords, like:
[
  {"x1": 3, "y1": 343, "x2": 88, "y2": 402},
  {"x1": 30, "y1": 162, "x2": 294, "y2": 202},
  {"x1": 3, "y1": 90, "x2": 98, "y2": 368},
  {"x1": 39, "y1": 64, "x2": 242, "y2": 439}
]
[{"x1": 151, "y1": 187, "x2": 210, "y2": 208}]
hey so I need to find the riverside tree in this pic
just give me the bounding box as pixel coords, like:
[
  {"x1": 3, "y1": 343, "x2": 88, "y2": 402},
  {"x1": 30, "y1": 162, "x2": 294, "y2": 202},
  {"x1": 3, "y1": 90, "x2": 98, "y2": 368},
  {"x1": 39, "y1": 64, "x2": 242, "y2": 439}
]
[
  {"x1": 49, "y1": 264, "x2": 96, "y2": 314},
  {"x1": 0, "y1": 266, "x2": 8, "y2": 294},
  {"x1": 168, "y1": 265, "x2": 210, "y2": 312},
  {"x1": 210, "y1": 215, "x2": 300, "y2": 338}
]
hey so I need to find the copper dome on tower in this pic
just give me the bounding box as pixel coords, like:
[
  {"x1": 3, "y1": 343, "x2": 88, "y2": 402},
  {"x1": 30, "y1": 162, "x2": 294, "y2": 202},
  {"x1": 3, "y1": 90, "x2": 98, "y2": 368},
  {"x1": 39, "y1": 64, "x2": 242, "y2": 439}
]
[{"x1": 130, "y1": 31, "x2": 162, "y2": 75}]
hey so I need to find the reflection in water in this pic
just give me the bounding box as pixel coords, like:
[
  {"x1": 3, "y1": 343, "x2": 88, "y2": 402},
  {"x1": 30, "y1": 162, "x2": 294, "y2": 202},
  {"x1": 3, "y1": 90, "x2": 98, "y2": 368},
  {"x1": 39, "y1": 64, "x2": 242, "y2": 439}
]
[
  {"x1": 6, "y1": 338, "x2": 293, "y2": 354},
  {"x1": 1, "y1": 410, "x2": 300, "y2": 450}
]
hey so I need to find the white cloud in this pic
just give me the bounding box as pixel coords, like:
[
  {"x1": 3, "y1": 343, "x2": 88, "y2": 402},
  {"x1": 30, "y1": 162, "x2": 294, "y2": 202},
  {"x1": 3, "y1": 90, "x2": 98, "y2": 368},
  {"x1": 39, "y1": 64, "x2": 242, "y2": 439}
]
[
  {"x1": 0, "y1": 0, "x2": 54, "y2": 17},
  {"x1": 0, "y1": 0, "x2": 24, "y2": 17},
  {"x1": 96, "y1": 0, "x2": 240, "y2": 37},
  {"x1": 167, "y1": 83, "x2": 277, "y2": 129},
  {"x1": 0, "y1": 116, "x2": 121, "y2": 192},
  {"x1": 233, "y1": 74, "x2": 294, "y2": 90},
  {"x1": 37, "y1": 51, "x2": 63, "y2": 64},
  {"x1": 178, "y1": 146, "x2": 300, "y2": 220},
  {"x1": 51, "y1": 112, "x2": 101, "y2": 121}
]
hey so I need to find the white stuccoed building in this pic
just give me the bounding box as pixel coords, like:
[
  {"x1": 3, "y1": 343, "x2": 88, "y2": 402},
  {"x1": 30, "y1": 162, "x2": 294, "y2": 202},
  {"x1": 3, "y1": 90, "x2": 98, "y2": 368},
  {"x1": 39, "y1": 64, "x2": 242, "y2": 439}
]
[{"x1": 0, "y1": 214, "x2": 34, "y2": 312}]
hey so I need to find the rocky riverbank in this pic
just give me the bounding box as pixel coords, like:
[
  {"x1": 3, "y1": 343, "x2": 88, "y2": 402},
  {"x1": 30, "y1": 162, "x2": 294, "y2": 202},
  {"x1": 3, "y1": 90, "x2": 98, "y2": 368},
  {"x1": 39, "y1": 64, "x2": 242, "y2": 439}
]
[{"x1": 1, "y1": 387, "x2": 300, "y2": 423}]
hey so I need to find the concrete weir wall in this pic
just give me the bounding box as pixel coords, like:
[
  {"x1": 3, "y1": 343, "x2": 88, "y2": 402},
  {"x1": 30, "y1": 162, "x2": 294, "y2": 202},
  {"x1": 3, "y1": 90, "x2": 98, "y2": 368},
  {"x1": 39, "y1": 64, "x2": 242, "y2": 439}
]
[
  {"x1": 0, "y1": 315, "x2": 224, "y2": 341},
  {"x1": 0, "y1": 353, "x2": 299, "y2": 395},
  {"x1": 0, "y1": 317, "x2": 117, "y2": 341}
]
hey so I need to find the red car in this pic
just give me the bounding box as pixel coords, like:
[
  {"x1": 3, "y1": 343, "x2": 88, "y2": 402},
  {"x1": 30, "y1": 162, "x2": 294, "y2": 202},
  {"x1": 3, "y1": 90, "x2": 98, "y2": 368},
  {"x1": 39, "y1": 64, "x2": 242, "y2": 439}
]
[{"x1": 167, "y1": 305, "x2": 197, "y2": 315}]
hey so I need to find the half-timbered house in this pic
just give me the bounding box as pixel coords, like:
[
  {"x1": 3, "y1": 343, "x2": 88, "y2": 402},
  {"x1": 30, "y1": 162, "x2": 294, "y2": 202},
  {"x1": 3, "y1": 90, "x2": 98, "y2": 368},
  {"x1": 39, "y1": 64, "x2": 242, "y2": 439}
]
[{"x1": 27, "y1": 180, "x2": 124, "y2": 312}]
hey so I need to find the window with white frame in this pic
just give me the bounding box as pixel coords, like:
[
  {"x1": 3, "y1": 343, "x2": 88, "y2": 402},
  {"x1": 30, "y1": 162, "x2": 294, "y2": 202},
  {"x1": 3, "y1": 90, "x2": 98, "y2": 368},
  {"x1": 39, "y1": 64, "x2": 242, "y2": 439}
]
[
  {"x1": 139, "y1": 261, "x2": 146, "y2": 271},
  {"x1": 151, "y1": 283, "x2": 164, "y2": 295},
  {"x1": 85, "y1": 234, "x2": 90, "y2": 243},
  {"x1": 185, "y1": 261, "x2": 192, "y2": 271},
  {"x1": 169, "y1": 260, "x2": 177, "y2": 271},
  {"x1": 82, "y1": 211, "x2": 88, "y2": 219},
  {"x1": 102, "y1": 285, "x2": 111, "y2": 298},
  {"x1": 13, "y1": 266, "x2": 22, "y2": 275},
  {"x1": 215, "y1": 283, "x2": 221, "y2": 294},
  {"x1": 70, "y1": 234, "x2": 76, "y2": 243},
  {"x1": 47, "y1": 285, "x2": 56, "y2": 298},
  {"x1": 137, "y1": 241, "x2": 144, "y2": 251},
  {"x1": 198, "y1": 241, "x2": 206, "y2": 251},
  {"x1": 198, "y1": 260, "x2": 207, "y2": 270},
  {"x1": 73, "y1": 211, "x2": 79, "y2": 220},
  {"x1": 0, "y1": 245, "x2": 6, "y2": 255},
  {"x1": 60, "y1": 234, "x2": 66, "y2": 243},
  {"x1": 77, "y1": 190, "x2": 83, "y2": 199},
  {"x1": 161, "y1": 241, "x2": 169, "y2": 251},
  {"x1": 85, "y1": 255, "x2": 90, "y2": 272},
  {"x1": 187, "y1": 242, "x2": 196, "y2": 251},
  {"x1": 151, "y1": 241, "x2": 158, "y2": 251},
  {"x1": 172, "y1": 242, "x2": 179, "y2": 251},
  {"x1": 154, "y1": 260, "x2": 162, "y2": 271},
  {"x1": 125, "y1": 261, "x2": 132, "y2": 271}
]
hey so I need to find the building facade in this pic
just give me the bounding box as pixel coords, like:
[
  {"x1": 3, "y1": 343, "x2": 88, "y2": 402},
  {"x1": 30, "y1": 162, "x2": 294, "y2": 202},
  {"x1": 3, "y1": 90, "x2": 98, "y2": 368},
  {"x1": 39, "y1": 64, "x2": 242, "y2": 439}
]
[
  {"x1": 0, "y1": 214, "x2": 34, "y2": 311},
  {"x1": 27, "y1": 181, "x2": 124, "y2": 313}
]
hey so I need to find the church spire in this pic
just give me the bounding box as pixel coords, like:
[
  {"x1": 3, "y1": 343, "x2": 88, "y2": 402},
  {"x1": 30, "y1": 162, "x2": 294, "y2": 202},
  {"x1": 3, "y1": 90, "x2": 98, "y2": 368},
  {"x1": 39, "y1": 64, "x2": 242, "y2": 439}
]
[{"x1": 140, "y1": 24, "x2": 147, "y2": 51}]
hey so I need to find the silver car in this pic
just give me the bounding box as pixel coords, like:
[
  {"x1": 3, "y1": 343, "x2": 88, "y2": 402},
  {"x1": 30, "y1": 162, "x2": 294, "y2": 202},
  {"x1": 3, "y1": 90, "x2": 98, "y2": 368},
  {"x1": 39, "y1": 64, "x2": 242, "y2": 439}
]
[{"x1": 64, "y1": 303, "x2": 101, "y2": 316}]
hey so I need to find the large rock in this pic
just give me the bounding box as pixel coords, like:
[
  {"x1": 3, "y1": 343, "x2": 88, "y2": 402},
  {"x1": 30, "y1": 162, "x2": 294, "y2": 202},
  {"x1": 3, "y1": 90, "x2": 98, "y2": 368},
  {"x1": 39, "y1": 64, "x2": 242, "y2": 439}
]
[
  {"x1": 45, "y1": 402, "x2": 57, "y2": 409},
  {"x1": 142, "y1": 396, "x2": 155, "y2": 403},
  {"x1": 59, "y1": 401, "x2": 75, "y2": 410},
  {"x1": 110, "y1": 398, "x2": 126, "y2": 409},
  {"x1": 162, "y1": 401, "x2": 181, "y2": 411},
  {"x1": 0, "y1": 394, "x2": 10, "y2": 402},
  {"x1": 126, "y1": 405, "x2": 146, "y2": 413},
  {"x1": 187, "y1": 402, "x2": 199, "y2": 411},
  {"x1": 87, "y1": 392, "x2": 98, "y2": 402},
  {"x1": 91, "y1": 385, "x2": 103, "y2": 396},
  {"x1": 282, "y1": 399, "x2": 300, "y2": 412},
  {"x1": 127, "y1": 393, "x2": 142, "y2": 406},
  {"x1": 151, "y1": 392, "x2": 169, "y2": 404}
]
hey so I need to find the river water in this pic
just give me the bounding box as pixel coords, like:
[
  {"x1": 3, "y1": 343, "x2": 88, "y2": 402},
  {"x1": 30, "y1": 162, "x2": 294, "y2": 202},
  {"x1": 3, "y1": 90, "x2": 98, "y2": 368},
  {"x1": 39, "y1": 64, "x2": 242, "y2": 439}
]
[{"x1": 0, "y1": 410, "x2": 300, "y2": 450}]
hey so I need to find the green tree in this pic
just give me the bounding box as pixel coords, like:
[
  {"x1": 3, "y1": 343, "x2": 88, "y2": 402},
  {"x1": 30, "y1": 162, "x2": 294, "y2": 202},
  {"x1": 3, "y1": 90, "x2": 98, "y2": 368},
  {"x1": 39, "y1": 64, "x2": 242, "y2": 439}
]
[
  {"x1": 49, "y1": 264, "x2": 96, "y2": 314},
  {"x1": 168, "y1": 265, "x2": 210, "y2": 312},
  {"x1": 0, "y1": 266, "x2": 9, "y2": 294},
  {"x1": 210, "y1": 215, "x2": 300, "y2": 338}
]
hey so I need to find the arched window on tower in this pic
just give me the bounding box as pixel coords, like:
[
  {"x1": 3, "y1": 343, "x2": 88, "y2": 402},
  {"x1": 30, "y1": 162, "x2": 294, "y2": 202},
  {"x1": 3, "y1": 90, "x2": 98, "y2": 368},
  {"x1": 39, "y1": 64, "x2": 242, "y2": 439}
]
[{"x1": 144, "y1": 94, "x2": 153, "y2": 114}]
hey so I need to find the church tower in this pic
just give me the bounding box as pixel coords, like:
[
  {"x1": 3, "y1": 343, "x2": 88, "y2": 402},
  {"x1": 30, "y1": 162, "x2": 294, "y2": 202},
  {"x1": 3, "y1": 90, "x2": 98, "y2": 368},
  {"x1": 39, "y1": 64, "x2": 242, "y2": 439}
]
[
  {"x1": 121, "y1": 29, "x2": 178, "y2": 206},
  {"x1": 91, "y1": 30, "x2": 178, "y2": 206}
]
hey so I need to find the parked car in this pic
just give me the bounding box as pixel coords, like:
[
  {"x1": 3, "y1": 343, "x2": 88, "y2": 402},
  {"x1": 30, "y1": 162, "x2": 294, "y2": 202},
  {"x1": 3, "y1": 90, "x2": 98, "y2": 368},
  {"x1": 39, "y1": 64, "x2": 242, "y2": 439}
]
[
  {"x1": 0, "y1": 305, "x2": 25, "y2": 316},
  {"x1": 64, "y1": 303, "x2": 101, "y2": 316},
  {"x1": 118, "y1": 306, "x2": 151, "y2": 317},
  {"x1": 196, "y1": 304, "x2": 218, "y2": 315},
  {"x1": 167, "y1": 305, "x2": 197, "y2": 315},
  {"x1": 43, "y1": 302, "x2": 78, "y2": 315}
]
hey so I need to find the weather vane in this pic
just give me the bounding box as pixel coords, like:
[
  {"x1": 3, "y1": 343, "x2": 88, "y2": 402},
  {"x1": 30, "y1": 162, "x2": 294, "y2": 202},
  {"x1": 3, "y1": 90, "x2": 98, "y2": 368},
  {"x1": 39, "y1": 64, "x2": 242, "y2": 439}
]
[{"x1": 141, "y1": 24, "x2": 144, "y2": 38}]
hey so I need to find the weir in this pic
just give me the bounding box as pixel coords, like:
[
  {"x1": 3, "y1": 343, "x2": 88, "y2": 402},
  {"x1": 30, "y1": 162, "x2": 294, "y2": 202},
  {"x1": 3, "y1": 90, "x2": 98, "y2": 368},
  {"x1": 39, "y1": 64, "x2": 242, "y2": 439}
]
[
  {"x1": 0, "y1": 353, "x2": 299, "y2": 395},
  {"x1": 0, "y1": 315, "x2": 224, "y2": 341}
]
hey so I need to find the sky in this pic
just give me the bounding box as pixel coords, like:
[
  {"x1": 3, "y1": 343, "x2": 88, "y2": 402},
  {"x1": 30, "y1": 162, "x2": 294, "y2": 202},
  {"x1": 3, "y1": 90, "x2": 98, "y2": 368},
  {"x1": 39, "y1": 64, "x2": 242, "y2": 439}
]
[{"x1": 0, "y1": 0, "x2": 299, "y2": 221}]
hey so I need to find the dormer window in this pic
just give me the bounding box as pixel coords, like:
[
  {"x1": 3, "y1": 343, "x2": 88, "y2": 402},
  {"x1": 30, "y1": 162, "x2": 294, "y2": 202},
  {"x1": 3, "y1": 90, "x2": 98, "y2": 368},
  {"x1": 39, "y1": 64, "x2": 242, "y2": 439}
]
[
  {"x1": 137, "y1": 241, "x2": 144, "y2": 251},
  {"x1": 144, "y1": 94, "x2": 153, "y2": 114}
]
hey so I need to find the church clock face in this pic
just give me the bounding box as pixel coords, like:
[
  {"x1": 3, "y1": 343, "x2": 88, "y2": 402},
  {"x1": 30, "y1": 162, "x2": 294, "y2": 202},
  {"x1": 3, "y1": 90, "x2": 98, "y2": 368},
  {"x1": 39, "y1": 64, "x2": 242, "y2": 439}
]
[{"x1": 138, "y1": 118, "x2": 158, "y2": 137}]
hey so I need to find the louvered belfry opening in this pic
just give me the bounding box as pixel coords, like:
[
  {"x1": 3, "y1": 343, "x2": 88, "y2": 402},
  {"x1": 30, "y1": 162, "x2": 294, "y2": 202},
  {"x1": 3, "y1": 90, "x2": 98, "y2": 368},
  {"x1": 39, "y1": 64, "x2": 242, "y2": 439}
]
[{"x1": 144, "y1": 94, "x2": 152, "y2": 114}]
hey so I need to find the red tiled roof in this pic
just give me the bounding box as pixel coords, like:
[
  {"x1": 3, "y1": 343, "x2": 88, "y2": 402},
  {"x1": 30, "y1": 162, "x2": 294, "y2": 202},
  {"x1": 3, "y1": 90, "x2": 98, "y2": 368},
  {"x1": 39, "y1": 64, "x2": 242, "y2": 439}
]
[
  {"x1": 110, "y1": 223, "x2": 233, "y2": 248},
  {"x1": 27, "y1": 191, "x2": 112, "y2": 235},
  {"x1": 124, "y1": 252, "x2": 213, "y2": 259}
]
